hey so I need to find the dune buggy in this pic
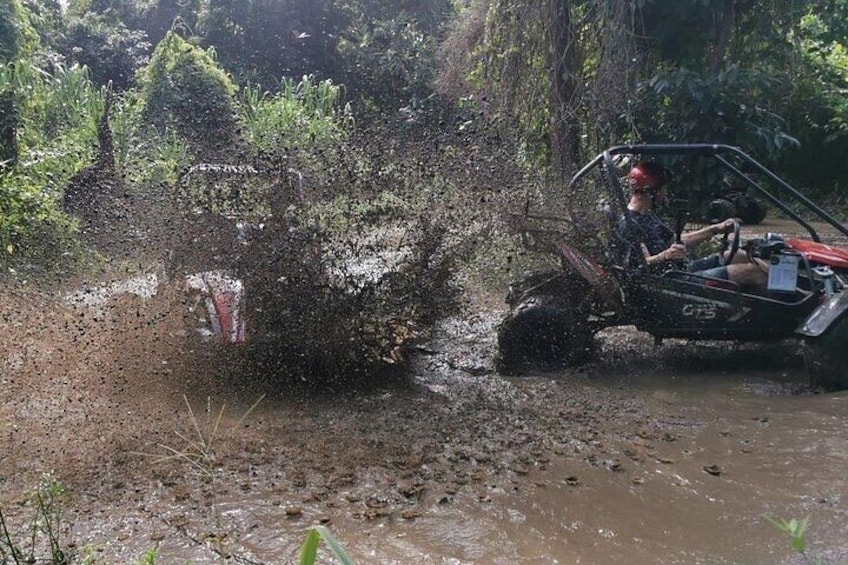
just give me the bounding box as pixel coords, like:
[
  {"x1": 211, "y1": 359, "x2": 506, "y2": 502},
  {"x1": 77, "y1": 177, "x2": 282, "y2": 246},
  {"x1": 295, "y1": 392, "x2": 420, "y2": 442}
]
[{"x1": 496, "y1": 144, "x2": 848, "y2": 390}]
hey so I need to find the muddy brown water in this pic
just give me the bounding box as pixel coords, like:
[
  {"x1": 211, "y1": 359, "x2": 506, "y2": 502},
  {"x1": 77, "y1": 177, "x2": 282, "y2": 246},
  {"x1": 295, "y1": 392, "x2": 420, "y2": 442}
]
[
  {"x1": 2, "y1": 213, "x2": 847, "y2": 565},
  {"x1": 2, "y1": 283, "x2": 847, "y2": 565}
]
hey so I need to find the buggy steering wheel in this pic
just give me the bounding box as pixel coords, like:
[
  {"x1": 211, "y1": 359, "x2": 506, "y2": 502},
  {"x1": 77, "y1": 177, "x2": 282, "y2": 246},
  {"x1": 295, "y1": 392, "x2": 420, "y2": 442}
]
[{"x1": 719, "y1": 219, "x2": 741, "y2": 266}]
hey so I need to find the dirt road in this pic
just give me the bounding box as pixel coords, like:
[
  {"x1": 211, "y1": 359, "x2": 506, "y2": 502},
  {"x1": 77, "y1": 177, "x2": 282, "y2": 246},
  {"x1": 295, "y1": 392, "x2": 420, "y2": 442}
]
[{"x1": 1, "y1": 275, "x2": 847, "y2": 564}]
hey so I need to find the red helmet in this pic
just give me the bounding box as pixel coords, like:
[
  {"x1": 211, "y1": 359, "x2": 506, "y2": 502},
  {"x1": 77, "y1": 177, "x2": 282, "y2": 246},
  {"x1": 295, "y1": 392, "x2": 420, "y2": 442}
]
[{"x1": 628, "y1": 162, "x2": 670, "y2": 193}]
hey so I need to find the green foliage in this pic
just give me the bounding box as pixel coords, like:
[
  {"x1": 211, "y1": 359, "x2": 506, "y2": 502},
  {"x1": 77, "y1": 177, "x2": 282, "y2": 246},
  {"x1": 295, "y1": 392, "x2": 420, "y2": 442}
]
[
  {"x1": 795, "y1": 11, "x2": 848, "y2": 142},
  {"x1": 239, "y1": 75, "x2": 352, "y2": 152},
  {"x1": 64, "y1": 0, "x2": 196, "y2": 47},
  {"x1": 625, "y1": 0, "x2": 800, "y2": 157},
  {"x1": 767, "y1": 515, "x2": 824, "y2": 565},
  {"x1": 138, "y1": 0, "x2": 201, "y2": 47},
  {"x1": 137, "y1": 30, "x2": 240, "y2": 152},
  {"x1": 195, "y1": 0, "x2": 253, "y2": 76},
  {"x1": 194, "y1": 0, "x2": 450, "y2": 107},
  {"x1": 18, "y1": 0, "x2": 62, "y2": 48},
  {"x1": 1, "y1": 59, "x2": 104, "y2": 154},
  {"x1": 0, "y1": 0, "x2": 39, "y2": 62},
  {"x1": 629, "y1": 63, "x2": 799, "y2": 158},
  {"x1": 0, "y1": 474, "x2": 71, "y2": 564},
  {"x1": 773, "y1": 515, "x2": 809, "y2": 553},
  {"x1": 299, "y1": 526, "x2": 354, "y2": 565},
  {"x1": 107, "y1": 91, "x2": 143, "y2": 173},
  {"x1": 132, "y1": 547, "x2": 160, "y2": 565},
  {"x1": 0, "y1": 59, "x2": 105, "y2": 268},
  {"x1": 635, "y1": 0, "x2": 759, "y2": 63},
  {"x1": 32, "y1": 62, "x2": 104, "y2": 139},
  {"x1": 60, "y1": 11, "x2": 152, "y2": 90},
  {"x1": 337, "y1": 13, "x2": 437, "y2": 112},
  {"x1": 764, "y1": 2, "x2": 848, "y2": 195},
  {"x1": 625, "y1": 0, "x2": 848, "y2": 188},
  {"x1": 465, "y1": 0, "x2": 551, "y2": 166},
  {"x1": 0, "y1": 169, "x2": 63, "y2": 255},
  {"x1": 66, "y1": 0, "x2": 147, "y2": 28},
  {"x1": 197, "y1": 0, "x2": 344, "y2": 86},
  {"x1": 94, "y1": 78, "x2": 192, "y2": 188},
  {"x1": 344, "y1": 0, "x2": 453, "y2": 35},
  {"x1": 438, "y1": 0, "x2": 630, "y2": 172}
]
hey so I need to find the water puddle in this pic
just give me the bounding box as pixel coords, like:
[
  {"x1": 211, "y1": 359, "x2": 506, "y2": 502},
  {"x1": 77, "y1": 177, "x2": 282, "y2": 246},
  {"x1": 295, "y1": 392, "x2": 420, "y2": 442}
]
[{"x1": 2, "y1": 295, "x2": 847, "y2": 564}]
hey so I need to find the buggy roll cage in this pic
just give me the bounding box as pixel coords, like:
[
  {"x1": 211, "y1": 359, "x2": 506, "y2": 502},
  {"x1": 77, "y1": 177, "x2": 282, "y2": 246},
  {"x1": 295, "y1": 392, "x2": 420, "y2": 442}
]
[{"x1": 570, "y1": 144, "x2": 848, "y2": 244}]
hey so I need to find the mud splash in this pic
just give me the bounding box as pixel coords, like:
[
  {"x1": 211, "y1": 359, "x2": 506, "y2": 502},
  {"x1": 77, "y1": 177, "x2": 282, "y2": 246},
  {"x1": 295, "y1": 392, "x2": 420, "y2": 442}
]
[{"x1": 1, "y1": 281, "x2": 847, "y2": 564}]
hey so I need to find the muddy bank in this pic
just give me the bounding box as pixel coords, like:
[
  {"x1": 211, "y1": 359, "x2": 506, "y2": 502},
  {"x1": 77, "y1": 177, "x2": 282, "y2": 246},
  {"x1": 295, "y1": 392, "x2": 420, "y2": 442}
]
[{"x1": 1, "y1": 279, "x2": 847, "y2": 564}]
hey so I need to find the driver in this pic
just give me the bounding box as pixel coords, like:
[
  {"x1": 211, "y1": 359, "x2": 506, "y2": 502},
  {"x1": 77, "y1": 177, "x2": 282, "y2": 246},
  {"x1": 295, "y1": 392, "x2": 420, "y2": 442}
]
[{"x1": 617, "y1": 161, "x2": 768, "y2": 293}]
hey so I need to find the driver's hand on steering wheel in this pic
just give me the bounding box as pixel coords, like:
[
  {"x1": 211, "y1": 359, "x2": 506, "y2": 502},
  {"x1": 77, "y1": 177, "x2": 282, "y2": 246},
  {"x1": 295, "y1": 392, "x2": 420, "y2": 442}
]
[
  {"x1": 662, "y1": 243, "x2": 687, "y2": 261},
  {"x1": 713, "y1": 218, "x2": 740, "y2": 235}
]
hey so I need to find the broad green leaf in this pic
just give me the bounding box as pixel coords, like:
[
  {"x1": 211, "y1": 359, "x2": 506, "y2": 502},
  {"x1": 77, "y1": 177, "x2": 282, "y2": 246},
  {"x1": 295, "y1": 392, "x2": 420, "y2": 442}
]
[
  {"x1": 298, "y1": 529, "x2": 320, "y2": 565},
  {"x1": 315, "y1": 526, "x2": 354, "y2": 565}
]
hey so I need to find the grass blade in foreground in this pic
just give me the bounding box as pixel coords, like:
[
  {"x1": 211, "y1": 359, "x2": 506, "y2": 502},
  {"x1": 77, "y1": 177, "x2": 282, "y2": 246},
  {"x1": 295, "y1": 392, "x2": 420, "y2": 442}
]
[{"x1": 299, "y1": 526, "x2": 354, "y2": 565}]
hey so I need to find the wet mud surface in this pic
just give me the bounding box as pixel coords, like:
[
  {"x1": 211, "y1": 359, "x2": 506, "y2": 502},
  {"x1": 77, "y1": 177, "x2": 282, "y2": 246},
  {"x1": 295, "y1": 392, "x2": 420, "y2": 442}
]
[{"x1": 1, "y1": 269, "x2": 847, "y2": 564}]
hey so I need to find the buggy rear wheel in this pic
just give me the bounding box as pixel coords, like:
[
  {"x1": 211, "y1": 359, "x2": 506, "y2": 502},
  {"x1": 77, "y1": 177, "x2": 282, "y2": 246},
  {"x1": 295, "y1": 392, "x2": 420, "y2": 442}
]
[
  {"x1": 733, "y1": 194, "x2": 767, "y2": 225},
  {"x1": 495, "y1": 294, "x2": 594, "y2": 375},
  {"x1": 804, "y1": 316, "x2": 848, "y2": 391},
  {"x1": 707, "y1": 198, "x2": 735, "y2": 222}
]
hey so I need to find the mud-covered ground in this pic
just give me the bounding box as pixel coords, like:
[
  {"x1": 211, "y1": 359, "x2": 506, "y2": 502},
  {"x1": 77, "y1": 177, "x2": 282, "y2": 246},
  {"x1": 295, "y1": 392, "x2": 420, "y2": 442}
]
[{"x1": 1, "y1": 261, "x2": 847, "y2": 565}]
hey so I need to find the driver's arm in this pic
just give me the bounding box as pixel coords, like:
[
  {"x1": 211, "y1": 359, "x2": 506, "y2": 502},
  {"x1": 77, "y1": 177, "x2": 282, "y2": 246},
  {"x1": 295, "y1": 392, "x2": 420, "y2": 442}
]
[
  {"x1": 681, "y1": 219, "x2": 735, "y2": 248},
  {"x1": 642, "y1": 243, "x2": 685, "y2": 266}
]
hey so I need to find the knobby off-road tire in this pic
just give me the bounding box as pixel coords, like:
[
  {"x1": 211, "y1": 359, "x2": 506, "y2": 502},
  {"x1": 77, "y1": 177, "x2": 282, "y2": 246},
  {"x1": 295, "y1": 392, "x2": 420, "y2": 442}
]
[
  {"x1": 733, "y1": 194, "x2": 767, "y2": 225},
  {"x1": 494, "y1": 294, "x2": 594, "y2": 376},
  {"x1": 708, "y1": 195, "x2": 767, "y2": 225},
  {"x1": 803, "y1": 316, "x2": 848, "y2": 391},
  {"x1": 707, "y1": 198, "x2": 735, "y2": 223}
]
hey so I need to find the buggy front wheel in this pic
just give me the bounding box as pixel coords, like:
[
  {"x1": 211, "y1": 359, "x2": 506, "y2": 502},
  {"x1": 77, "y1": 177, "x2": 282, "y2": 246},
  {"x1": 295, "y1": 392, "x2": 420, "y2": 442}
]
[
  {"x1": 803, "y1": 316, "x2": 848, "y2": 391},
  {"x1": 495, "y1": 294, "x2": 594, "y2": 375}
]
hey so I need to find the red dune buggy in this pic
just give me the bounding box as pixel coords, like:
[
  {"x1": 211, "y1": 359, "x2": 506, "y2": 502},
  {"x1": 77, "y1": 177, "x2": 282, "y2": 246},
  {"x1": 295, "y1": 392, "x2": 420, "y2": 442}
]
[{"x1": 496, "y1": 144, "x2": 848, "y2": 390}]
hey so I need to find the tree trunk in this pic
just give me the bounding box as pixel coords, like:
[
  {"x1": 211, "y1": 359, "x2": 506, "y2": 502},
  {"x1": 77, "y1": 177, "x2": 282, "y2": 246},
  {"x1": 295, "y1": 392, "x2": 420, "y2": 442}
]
[
  {"x1": 0, "y1": 89, "x2": 17, "y2": 169},
  {"x1": 548, "y1": 0, "x2": 581, "y2": 195},
  {"x1": 96, "y1": 90, "x2": 115, "y2": 172},
  {"x1": 709, "y1": 0, "x2": 737, "y2": 73}
]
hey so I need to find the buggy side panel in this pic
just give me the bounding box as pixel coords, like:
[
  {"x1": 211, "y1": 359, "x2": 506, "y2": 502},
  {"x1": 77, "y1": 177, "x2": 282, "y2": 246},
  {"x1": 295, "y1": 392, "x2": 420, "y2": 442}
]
[
  {"x1": 633, "y1": 272, "x2": 820, "y2": 340},
  {"x1": 797, "y1": 292, "x2": 848, "y2": 337}
]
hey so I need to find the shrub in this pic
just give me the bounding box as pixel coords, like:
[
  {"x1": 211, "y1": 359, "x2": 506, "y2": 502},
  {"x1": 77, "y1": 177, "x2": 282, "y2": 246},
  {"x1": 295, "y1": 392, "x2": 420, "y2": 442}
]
[
  {"x1": 0, "y1": 0, "x2": 39, "y2": 63},
  {"x1": 0, "y1": 60, "x2": 105, "y2": 272},
  {"x1": 338, "y1": 13, "x2": 437, "y2": 112},
  {"x1": 137, "y1": 30, "x2": 240, "y2": 154},
  {"x1": 59, "y1": 11, "x2": 152, "y2": 91}
]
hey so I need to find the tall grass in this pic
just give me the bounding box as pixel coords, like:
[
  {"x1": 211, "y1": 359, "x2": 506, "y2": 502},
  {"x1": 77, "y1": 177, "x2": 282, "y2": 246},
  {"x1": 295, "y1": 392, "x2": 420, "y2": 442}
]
[
  {"x1": 239, "y1": 75, "x2": 353, "y2": 152},
  {"x1": 0, "y1": 59, "x2": 104, "y2": 265},
  {"x1": 0, "y1": 60, "x2": 103, "y2": 153},
  {"x1": 143, "y1": 395, "x2": 266, "y2": 478}
]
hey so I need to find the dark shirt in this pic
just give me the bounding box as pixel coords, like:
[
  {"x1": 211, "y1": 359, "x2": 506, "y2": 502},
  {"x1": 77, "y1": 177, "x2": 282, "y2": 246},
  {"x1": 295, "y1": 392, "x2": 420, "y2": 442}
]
[
  {"x1": 616, "y1": 210, "x2": 725, "y2": 275},
  {"x1": 617, "y1": 209, "x2": 674, "y2": 268}
]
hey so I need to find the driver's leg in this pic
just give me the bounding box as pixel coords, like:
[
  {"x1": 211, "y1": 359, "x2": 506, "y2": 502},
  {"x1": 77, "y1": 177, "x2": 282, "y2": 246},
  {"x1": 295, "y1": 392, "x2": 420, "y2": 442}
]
[{"x1": 727, "y1": 262, "x2": 768, "y2": 293}]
